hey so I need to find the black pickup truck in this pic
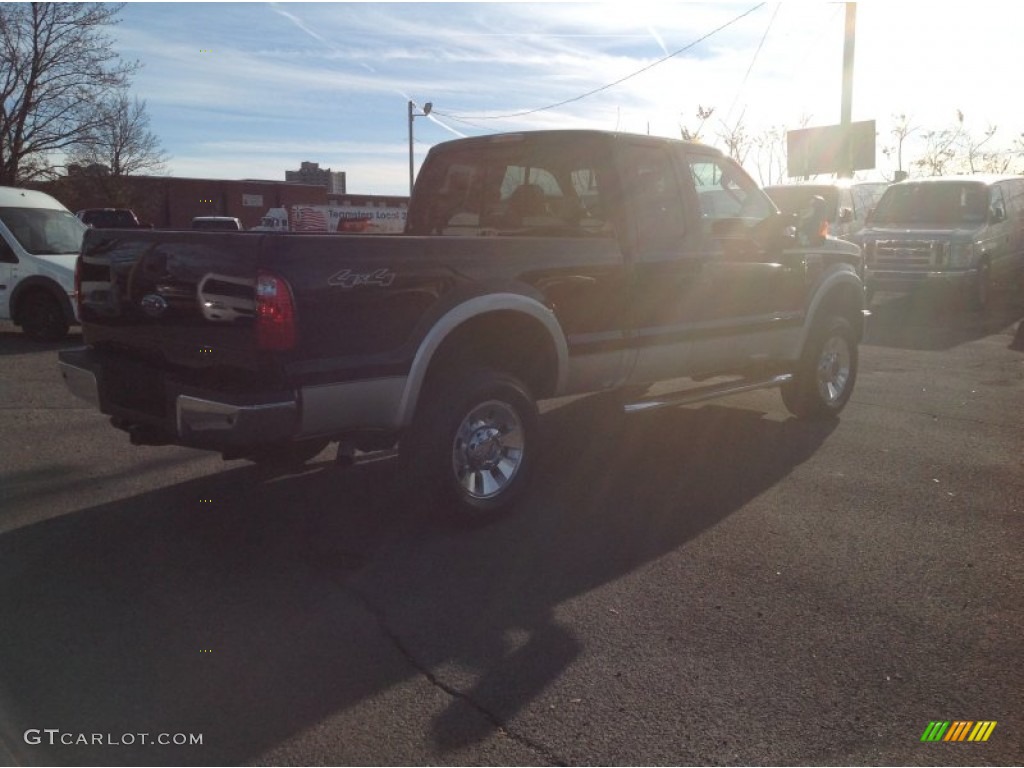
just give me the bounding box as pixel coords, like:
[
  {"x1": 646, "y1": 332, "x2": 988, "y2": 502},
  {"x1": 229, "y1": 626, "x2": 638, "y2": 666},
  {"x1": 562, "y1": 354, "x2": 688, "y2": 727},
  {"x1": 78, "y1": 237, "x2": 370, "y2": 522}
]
[{"x1": 59, "y1": 130, "x2": 867, "y2": 522}]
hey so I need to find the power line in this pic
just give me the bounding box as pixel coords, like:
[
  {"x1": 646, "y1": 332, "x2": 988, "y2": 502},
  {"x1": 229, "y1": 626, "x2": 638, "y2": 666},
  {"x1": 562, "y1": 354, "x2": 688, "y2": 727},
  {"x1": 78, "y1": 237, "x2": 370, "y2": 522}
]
[
  {"x1": 433, "y1": 3, "x2": 766, "y2": 122},
  {"x1": 723, "y1": 1, "x2": 780, "y2": 126}
]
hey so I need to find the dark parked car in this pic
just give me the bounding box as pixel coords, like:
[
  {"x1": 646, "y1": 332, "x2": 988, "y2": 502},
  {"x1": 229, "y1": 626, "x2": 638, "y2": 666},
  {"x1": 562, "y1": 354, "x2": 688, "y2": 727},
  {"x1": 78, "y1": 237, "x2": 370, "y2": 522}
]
[
  {"x1": 191, "y1": 216, "x2": 243, "y2": 231},
  {"x1": 76, "y1": 208, "x2": 149, "y2": 229}
]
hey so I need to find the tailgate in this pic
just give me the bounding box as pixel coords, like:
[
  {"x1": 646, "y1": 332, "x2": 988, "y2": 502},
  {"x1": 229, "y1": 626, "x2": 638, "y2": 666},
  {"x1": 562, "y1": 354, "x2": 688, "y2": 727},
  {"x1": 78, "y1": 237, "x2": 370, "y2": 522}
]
[{"x1": 77, "y1": 229, "x2": 276, "y2": 380}]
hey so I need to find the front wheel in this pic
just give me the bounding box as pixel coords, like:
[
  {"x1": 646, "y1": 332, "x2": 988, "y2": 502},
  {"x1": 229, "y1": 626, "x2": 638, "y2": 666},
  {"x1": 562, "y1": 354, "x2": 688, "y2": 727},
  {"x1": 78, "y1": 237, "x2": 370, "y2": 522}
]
[
  {"x1": 20, "y1": 291, "x2": 69, "y2": 342},
  {"x1": 781, "y1": 316, "x2": 858, "y2": 420},
  {"x1": 404, "y1": 368, "x2": 538, "y2": 526}
]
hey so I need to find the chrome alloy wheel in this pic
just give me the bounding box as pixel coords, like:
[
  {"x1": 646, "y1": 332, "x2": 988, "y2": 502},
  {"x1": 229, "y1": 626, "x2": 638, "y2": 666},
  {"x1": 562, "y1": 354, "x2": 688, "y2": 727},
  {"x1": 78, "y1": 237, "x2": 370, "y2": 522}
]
[
  {"x1": 451, "y1": 399, "x2": 525, "y2": 500},
  {"x1": 816, "y1": 334, "x2": 852, "y2": 405}
]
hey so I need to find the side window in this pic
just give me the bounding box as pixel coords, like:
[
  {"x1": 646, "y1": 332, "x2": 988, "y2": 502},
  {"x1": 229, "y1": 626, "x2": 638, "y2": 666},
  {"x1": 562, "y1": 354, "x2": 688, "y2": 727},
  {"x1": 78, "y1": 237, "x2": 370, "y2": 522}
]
[
  {"x1": 989, "y1": 185, "x2": 1007, "y2": 221},
  {"x1": 685, "y1": 154, "x2": 774, "y2": 234},
  {"x1": 619, "y1": 144, "x2": 686, "y2": 254}
]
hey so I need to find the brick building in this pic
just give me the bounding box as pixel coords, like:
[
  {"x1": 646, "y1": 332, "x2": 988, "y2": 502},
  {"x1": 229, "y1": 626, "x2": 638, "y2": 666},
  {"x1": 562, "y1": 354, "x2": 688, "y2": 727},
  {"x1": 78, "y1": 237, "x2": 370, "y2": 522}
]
[{"x1": 36, "y1": 168, "x2": 409, "y2": 230}]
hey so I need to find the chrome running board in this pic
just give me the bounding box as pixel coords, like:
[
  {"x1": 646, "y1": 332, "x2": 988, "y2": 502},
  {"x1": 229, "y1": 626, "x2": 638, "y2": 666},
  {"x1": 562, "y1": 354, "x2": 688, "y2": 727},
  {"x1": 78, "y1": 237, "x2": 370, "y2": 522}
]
[{"x1": 622, "y1": 373, "x2": 794, "y2": 415}]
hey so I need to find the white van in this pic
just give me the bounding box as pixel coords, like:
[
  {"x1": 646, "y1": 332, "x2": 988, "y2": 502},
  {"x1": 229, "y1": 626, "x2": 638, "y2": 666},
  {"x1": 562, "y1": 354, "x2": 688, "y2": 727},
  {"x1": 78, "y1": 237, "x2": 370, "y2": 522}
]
[{"x1": 0, "y1": 186, "x2": 85, "y2": 340}]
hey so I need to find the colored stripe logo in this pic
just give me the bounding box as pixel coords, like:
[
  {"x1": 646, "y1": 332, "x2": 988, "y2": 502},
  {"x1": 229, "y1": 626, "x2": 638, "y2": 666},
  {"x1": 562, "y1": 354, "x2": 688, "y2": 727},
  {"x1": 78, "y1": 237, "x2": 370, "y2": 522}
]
[{"x1": 921, "y1": 721, "x2": 997, "y2": 742}]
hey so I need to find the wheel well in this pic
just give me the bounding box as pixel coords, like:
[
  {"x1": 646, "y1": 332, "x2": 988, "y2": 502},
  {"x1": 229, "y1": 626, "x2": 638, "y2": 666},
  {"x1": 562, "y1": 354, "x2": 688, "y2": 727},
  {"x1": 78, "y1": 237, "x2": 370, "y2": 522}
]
[
  {"x1": 813, "y1": 281, "x2": 864, "y2": 341},
  {"x1": 423, "y1": 311, "x2": 560, "y2": 399},
  {"x1": 11, "y1": 278, "x2": 74, "y2": 326}
]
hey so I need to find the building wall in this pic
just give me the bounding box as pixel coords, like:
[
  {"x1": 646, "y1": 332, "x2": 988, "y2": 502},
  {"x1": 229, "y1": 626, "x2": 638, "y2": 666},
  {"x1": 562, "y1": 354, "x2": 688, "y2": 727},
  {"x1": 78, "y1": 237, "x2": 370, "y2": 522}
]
[{"x1": 37, "y1": 175, "x2": 331, "y2": 229}]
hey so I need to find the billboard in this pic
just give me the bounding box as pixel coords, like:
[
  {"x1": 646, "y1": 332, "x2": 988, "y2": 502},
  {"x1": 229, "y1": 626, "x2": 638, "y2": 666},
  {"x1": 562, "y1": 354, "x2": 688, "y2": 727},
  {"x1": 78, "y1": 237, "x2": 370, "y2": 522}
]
[{"x1": 787, "y1": 120, "x2": 876, "y2": 177}]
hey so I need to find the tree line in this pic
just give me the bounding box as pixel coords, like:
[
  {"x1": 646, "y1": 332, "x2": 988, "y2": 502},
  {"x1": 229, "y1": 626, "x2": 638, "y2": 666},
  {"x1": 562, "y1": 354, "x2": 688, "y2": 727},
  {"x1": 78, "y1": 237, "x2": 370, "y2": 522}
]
[
  {"x1": 0, "y1": 2, "x2": 166, "y2": 186},
  {"x1": 683, "y1": 106, "x2": 1024, "y2": 186}
]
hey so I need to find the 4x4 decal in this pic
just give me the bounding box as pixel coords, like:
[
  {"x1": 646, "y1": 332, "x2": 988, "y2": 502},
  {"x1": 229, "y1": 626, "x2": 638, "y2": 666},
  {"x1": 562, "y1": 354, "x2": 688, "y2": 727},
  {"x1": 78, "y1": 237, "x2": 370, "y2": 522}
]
[{"x1": 328, "y1": 268, "x2": 396, "y2": 289}]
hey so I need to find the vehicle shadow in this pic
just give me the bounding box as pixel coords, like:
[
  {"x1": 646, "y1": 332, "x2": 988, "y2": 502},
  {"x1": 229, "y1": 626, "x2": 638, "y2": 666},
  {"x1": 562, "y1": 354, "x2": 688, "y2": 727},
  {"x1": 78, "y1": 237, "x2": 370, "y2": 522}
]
[
  {"x1": 0, "y1": 324, "x2": 83, "y2": 356},
  {"x1": 0, "y1": 395, "x2": 835, "y2": 765},
  {"x1": 864, "y1": 290, "x2": 1024, "y2": 351}
]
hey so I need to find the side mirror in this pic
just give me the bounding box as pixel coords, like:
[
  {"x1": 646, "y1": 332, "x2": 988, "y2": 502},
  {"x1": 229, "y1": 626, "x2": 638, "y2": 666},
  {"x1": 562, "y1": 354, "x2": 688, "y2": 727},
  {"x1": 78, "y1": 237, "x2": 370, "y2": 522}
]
[
  {"x1": 990, "y1": 206, "x2": 1006, "y2": 223},
  {"x1": 838, "y1": 207, "x2": 853, "y2": 223},
  {"x1": 798, "y1": 195, "x2": 829, "y2": 245}
]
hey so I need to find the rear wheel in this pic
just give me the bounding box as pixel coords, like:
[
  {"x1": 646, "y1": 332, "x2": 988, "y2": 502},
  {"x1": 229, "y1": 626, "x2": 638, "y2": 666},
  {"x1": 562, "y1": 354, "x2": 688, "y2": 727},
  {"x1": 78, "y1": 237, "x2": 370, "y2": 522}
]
[
  {"x1": 782, "y1": 315, "x2": 858, "y2": 420},
  {"x1": 20, "y1": 291, "x2": 69, "y2": 342},
  {"x1": 404, "y1": 367, "x2": 538, "y2": 526}
]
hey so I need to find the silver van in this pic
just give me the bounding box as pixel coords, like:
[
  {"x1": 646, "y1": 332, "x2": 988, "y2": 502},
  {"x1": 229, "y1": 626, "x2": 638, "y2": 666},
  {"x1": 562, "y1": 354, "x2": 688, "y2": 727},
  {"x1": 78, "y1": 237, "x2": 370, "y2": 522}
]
[
  {"x1": 854, "y1": 176, "x2": 1024, "y2": 308},
  {"x1": 0, "y1": 186, "x2": 86, "y2": 340}
]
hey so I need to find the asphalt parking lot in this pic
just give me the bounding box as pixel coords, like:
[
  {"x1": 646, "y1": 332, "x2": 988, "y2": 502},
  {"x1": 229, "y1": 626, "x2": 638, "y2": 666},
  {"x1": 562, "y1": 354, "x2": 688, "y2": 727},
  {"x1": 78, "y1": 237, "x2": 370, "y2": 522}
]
[{"x1": 0, "y1": 292, "x2": 1022, "y2": 766}]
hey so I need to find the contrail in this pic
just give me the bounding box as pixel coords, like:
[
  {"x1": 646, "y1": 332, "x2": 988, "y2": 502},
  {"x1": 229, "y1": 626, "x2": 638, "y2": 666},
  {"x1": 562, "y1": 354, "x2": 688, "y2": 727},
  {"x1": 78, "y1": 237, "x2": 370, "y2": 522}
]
[{"x1": 271, "y1": 4, "x2": 465, "y2": 138}]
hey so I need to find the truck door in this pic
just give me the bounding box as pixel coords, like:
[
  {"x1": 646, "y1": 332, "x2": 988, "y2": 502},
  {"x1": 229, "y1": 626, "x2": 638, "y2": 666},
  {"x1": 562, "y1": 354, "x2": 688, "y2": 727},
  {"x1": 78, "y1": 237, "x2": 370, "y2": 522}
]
[
  {"x1": 681, "y1": 151, "x2": 806, "y2": 374},
  {"x1": 617, "y1": 140, "x2": 702, "y2": 384}
]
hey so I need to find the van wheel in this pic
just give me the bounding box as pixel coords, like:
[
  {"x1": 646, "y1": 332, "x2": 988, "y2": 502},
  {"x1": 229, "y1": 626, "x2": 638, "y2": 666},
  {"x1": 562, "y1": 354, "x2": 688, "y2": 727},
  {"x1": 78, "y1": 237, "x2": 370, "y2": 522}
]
[
  {"x1": 20, "y1": 291, "x2": 69, "y2": 342},
  {"x1": 782, "y1": 315, "x2": 858, "y2": 420},
  {"x1": 404, "y1": 368, "x2": 538, "y2": 526}
]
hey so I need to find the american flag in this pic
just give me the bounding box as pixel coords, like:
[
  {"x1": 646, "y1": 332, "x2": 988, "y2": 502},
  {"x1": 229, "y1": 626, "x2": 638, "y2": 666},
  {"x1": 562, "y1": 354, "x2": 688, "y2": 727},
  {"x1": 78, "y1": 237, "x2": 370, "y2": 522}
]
[{"x1": 293, "y1": 207, "x2": 328, "y2": 232}]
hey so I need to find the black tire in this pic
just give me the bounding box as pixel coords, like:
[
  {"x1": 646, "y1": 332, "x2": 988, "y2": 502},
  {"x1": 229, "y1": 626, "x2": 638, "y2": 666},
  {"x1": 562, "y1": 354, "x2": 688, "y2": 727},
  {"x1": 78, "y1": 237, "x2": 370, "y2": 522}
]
[
  {"x1": 20, "y1": 290, "x2": 69, "y2": 342},
  {"x1": 781, "y1": 315, "x2": 858, "y2": 420},
  {"x1": 969, "y1": 259, "x2": 992, "y2": 311},
  {"x1": 403, "y1": 367, "x2": 538, "y2": 526}
]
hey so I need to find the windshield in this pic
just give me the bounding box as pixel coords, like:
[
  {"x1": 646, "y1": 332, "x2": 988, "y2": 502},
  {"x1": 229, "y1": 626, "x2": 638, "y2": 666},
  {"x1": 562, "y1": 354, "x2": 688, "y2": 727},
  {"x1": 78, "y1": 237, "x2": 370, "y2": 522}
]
[
  {"x1": 0, "y1": 207, "x2": 87, "y2": 255},
  {"x1": 871, "y1": 182, "x2": 988, "y2": 226},
  {"x1": 764, "y1": 185, "x2": 839, "y2": 218}
]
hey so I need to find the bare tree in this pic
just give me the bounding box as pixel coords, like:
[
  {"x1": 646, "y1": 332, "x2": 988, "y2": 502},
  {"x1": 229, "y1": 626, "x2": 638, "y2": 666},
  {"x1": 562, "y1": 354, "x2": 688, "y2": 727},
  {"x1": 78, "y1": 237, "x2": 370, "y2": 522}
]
[
  {"x1": 0, "y1": 3, "x2": 137, "y2": 184},
  {"x1": 715, "y1": 111, "x2": 752, "y2": 165},
  {"x1": 912, "y1": 110, "x2": 966, "y2": 177},
  {"x1": 68, "y1": 90, "x2": 167, "y2": 176},
  {"x1": 680, "y1": 105, "x2": 715, "y2": 142},
  {"x1": 881, "y1": 113, "x2": 917, "y2": 180},
  {"x1": 958, "y1": 119, "x2": 1005, "y2": 174},
  {"x1": 752, "y1": 124, "x2": 788, "y2": 185}
]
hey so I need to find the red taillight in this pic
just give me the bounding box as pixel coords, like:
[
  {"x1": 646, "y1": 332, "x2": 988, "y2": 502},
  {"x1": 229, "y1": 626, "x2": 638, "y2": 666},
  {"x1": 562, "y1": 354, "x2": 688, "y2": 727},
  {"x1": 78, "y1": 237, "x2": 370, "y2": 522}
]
[{"x1": 255, "y1": 271, "x2": 297, "y2": 351}]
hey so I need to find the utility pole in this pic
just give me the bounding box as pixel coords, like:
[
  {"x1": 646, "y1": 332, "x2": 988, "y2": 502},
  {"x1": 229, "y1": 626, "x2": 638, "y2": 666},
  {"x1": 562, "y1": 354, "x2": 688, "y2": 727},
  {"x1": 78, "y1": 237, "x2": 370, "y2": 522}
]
[
  {"x1": 839, "y1": 2, "x2": 856, "y2": 178},
  {"x1": 408, "y1": 100, "x2": 432, "y2": 195}
]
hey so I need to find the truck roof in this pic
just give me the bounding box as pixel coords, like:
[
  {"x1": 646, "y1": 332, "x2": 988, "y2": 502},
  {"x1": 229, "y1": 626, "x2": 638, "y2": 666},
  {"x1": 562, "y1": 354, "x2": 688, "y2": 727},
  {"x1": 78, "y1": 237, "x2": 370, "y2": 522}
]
[{"x1": 429, "y1": 129, "x2": 718, "y2": 155}]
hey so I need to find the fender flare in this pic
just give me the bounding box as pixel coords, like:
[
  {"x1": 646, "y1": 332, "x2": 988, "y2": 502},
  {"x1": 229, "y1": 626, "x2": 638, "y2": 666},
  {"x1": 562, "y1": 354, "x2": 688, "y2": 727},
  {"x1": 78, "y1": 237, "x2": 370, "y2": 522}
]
[
  {"x1": 395, "y1": 292, "x2": 570, "y2": 427},
  {"x1": 9, "y1": 275, "x2": 77, "y2": 326},
  {"x1": 796, "y1": 265, "x2": 865, "y2": 353}
]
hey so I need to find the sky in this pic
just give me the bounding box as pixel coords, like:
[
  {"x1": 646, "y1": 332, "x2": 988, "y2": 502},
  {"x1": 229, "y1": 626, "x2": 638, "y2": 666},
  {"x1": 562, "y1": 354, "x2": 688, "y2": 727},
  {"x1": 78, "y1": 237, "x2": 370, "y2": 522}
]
[{"x1": 110, "y1": 2, "x2": 1024, "y2": 196}]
